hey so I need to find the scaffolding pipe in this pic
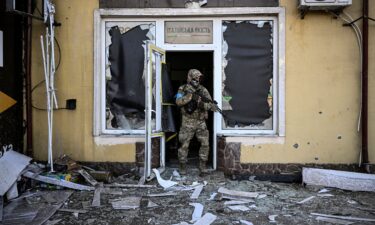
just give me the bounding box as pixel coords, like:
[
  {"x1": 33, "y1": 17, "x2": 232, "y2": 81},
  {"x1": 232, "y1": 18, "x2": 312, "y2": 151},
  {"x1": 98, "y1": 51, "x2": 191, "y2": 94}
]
[{"x1": 39, "y1": 0, "x2": 57, "y2": 172}]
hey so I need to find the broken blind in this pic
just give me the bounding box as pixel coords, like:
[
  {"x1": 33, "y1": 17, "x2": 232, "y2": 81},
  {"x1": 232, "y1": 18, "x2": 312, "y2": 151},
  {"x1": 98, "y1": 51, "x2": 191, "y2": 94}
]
[
  {"x1": 222, "y1": 21, "x2": 273, "y2": 130},
  {"x1": 105, "y1": 22, "x2": 176, "y2": 132},
  {"x1": 106, "y1": 22, "x2": 155, "y2": 130}
]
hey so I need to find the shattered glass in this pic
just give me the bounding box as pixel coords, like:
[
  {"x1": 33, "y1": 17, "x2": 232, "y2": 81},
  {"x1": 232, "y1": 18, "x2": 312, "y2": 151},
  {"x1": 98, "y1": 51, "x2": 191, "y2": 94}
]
[
  {"x1": 105, "y1": 22, "x2": 156, "y2": 131},
  {"x1": 222, "y1": 20, "x2": 274, "y2": 130}
]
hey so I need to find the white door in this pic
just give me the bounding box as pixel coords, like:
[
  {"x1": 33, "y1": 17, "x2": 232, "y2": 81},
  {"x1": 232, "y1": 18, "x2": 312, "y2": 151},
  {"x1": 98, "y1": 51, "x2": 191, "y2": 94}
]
[{"x1": 143, "y1": 43, "x2": 166, "y2": 181}]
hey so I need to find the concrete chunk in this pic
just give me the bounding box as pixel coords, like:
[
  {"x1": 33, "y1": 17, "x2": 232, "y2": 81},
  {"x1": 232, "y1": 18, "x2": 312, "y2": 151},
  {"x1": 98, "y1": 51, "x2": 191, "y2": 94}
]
[
  {"x1": 316, "y1": 216, "x2": 354, "y2": 225},
  {"x1": 311, "y1": 213, "x2": 375, "y2": 222},
  {"x1": 303, "y1": 168, "x2": 375, "y2": 192},
  {"x1": 189, "y1": 203, "x2": 203, "y2": 223},
  {"x1": 193, "y1": 213, "x2": 216, "y2": 225},
  {"x1": 190, "y1": 185, "x2": 204, "y2": 199},
  {"x1": 111, "y1": 197, "x2": 141, "y2": 210},
  {"x1": 218, "y1": 187, "x2": 258, "y2": 198}
]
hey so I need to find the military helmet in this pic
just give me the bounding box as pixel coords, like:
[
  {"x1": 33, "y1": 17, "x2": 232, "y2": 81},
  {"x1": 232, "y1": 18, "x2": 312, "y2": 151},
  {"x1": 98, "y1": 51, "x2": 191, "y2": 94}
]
[{"x1": 187, "y1": 69, "x2": 203, "y2": 82}]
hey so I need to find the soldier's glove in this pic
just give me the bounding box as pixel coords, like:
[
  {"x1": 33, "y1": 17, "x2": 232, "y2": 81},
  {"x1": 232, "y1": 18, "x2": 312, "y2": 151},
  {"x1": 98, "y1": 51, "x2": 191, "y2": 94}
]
[
  {"x1": 198, "y1": 100, "x2": 205, "y2": 109},
  {"x1": 192, "y1": 93, "x2": 200, "y2": 102}
]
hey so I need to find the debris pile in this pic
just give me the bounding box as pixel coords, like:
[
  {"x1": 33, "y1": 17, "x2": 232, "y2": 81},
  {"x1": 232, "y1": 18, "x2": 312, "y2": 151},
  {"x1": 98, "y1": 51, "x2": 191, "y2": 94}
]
[
  {"x1": 0, "y1": 151, "x2": 117, "y2": 224},
  {"x1": 1, "y1": 149, "x2": 375, "y2": 225}
]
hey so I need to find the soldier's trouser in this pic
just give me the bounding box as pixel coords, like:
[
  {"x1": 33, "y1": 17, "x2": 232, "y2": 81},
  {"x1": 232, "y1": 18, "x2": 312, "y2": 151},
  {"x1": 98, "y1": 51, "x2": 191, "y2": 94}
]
[{"x1": 178, "y1": 119, "x2": 209, "y2": 164}]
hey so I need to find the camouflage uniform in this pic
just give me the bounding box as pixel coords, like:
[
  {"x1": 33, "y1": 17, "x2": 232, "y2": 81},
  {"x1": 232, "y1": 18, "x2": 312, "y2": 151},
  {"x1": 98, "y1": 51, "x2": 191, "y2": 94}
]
[{"x1": 176, "y1": 69, "x2": 216, "y2": 165}]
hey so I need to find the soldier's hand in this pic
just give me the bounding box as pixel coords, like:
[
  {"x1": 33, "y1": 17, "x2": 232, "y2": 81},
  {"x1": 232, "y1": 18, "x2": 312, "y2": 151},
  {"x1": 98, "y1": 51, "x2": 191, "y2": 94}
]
[
  {"x1": 185, "y1": 93, "x2": 193, "y2": 102},
  {"x1": 211, "y1": 104, "x2": 219, "y2": 112}
]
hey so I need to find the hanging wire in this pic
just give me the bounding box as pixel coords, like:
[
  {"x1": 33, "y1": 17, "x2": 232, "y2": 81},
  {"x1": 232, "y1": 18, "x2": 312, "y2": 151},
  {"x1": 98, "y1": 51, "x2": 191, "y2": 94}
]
[
  {"x1": 341, "y1": 11, "x2": 363, "y2": 134},
  {"x1": 329, "y1": 10, "x2": 363, "y2": 166},
  {"x1": 31, "y1": 36, "x2": 61, "y2": 92},
  {"x1": 31, "y1": 21, "x2": 62, "y2": 110},
  {"x1": 329, "y1": 11, "x2": 363, "y2": 132}
]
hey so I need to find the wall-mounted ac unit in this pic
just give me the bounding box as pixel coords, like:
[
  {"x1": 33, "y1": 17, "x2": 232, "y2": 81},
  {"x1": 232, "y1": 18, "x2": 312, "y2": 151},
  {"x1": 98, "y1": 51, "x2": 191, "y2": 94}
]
[{"x1": 299, "y1": 0, "x2": 352, "y2": 11}]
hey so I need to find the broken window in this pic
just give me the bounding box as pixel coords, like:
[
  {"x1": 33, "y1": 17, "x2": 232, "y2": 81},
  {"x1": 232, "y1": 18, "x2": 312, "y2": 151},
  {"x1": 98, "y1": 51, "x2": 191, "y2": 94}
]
[
  {"x1": 105, "y1": 22, "x2": 156, "y2": 131},
  {"x1": 95, "y1": 13, "x2": 284, "y2": 136},
  {"x1": 222, "y1": 20, "x2": 274, "y2": 131}
]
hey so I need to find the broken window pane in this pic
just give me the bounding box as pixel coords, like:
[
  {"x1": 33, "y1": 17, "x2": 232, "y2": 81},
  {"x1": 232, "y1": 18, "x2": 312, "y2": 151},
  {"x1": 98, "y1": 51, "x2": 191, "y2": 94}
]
[
  {"x1": 105, "y1": 22, "x2": 156, "y2": 130},
  {"x1": 222, "y1": 20, "x2": 273, "y2": 130}
]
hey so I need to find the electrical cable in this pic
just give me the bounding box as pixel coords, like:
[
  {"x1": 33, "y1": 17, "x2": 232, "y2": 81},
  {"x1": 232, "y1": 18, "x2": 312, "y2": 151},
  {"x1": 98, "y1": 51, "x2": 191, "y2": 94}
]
[
  {"x1": 341, "y1": 11, "x2": 363, "y2": 133},
  {"x1": 31, "y1": 36, "x2": 62, "y2": 90},
  {"x1": 329, "y1": 11, "x2": 363, "y2": 132},
  {"x1": 54, "y1": 36, "x2": 61, "y2": 71},
  {"x1": 31, "y1": 33, "x2": 65, "y2": 111},
  {"x1": 30, "y1": 36, "x2": 62, "y2": 124},
  {"x1": 341, "y1": 11, "x2": 364, "y2": 167},
  {"x1": 31, "y1": 79, "x2": 45, "y2": 92},
  {"x1": 343, "y1": 12, "x2": 363, "y2": 41},
  {"x1": 329, "y1": 11, "x2": 364, "y2": 166},
  {"x1": 36, "y1": 6, "x2": 43, "y2": 17}
]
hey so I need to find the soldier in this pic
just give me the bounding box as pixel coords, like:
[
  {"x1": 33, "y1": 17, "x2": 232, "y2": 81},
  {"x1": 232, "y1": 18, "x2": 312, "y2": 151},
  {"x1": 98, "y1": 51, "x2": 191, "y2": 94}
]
[{"x1": 175, "y1": 69, "x2": 218, "y2": 176}]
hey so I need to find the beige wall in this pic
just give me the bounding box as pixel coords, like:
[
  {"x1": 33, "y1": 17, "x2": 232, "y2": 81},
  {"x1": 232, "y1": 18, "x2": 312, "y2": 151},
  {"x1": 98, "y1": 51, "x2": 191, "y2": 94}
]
[
  {"x1": 31, "y1": 0, "x2": 135, "y2": 162},
  {"x1": 31, "y1": 0, "x2": 374, "y2": 164},
  {"x1": 242, "y1": 0, "x2": 367, "y2": 164}
]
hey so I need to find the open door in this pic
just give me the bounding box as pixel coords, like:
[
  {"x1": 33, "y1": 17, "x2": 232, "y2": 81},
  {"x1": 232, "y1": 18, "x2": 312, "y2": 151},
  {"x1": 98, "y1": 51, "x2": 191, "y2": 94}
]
[
  {"x1": 143, "y1": 43, "x2": 166, "y2": 181},
  {"x1": 164, "y1": 51, "x2": 217, "y2": 170}
]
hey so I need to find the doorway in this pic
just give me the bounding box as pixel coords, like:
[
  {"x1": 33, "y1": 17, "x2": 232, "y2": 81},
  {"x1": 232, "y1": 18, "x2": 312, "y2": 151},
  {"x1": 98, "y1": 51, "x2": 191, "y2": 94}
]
[{"x1": 165, "y1": 51, "x2": 214, "y2": 168}]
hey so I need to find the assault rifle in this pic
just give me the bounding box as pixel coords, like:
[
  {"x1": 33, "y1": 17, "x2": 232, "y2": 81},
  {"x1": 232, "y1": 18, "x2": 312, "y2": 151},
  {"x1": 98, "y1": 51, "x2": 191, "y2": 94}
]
[{"x1": 192, "y1": 91, "x2": 225, "y2": 116}]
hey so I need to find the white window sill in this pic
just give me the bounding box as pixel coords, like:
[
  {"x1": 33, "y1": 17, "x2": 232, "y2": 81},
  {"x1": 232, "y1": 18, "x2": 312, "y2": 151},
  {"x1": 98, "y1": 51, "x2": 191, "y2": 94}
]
[
  {"x1": 94, "y1": 135, "x2": 144, "y2": 146},
  {"x1": 224, "y1": 135, "x2": 285, "y2": 145}
]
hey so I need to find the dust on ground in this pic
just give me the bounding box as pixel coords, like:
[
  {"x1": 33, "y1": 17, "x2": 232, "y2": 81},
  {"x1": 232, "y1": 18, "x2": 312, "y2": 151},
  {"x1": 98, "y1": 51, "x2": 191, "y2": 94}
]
[{"x1": 8, "y1": 167, "x2": 375, "y2": 225}]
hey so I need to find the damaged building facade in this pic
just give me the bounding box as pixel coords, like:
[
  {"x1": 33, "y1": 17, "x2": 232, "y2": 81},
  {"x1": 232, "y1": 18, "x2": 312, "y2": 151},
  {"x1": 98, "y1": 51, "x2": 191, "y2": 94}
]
[{"x1": 25, "y1": 0, "x2": 375, "y2": 176}]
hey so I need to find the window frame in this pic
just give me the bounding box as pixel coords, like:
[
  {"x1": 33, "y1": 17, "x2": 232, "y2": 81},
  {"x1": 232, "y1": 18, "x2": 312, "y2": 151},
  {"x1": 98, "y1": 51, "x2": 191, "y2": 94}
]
[
  {"x1": 101, "y1": 19, "x2": 157, "y2": 135},
  {"x1": 218, "y1": 17, "x2": 279, "y2": 136},
  {"x1": 93, "y1": 8, "x2": 285, "y2": 137}
]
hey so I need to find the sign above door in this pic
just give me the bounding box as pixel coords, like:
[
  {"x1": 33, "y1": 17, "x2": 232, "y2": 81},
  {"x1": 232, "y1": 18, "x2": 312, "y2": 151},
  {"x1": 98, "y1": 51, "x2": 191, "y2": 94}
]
[{"x1": 165, "y1": 21, "x2": 213, "y2": 44}]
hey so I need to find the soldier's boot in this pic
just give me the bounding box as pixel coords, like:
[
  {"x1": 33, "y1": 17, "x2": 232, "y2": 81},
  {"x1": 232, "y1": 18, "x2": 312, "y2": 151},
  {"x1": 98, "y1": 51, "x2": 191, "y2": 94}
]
[
  {"x1": 199, "y1": 160, "x2": 209, "y2": 176},
  {"x1": 179, "y1": 163, "x2": 187, "y2": 175}
]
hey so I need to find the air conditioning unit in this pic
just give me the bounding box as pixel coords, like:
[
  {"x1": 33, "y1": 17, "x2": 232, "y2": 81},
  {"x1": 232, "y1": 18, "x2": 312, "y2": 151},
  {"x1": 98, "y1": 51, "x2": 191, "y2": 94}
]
[{"x1": 299, "y1": 0, "x2": 352, "y2": 11}]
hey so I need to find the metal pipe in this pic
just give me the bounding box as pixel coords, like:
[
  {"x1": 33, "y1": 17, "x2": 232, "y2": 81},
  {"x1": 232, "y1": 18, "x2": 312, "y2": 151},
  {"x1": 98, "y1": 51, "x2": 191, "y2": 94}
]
[
  {"x1": 144, "y1": 43, "x2": 150, "y2": 180},
  {"x1": 25, "y1": 0, "x2": 33, "y2": 157},
  {"x1": 361, "y1": 0, "x2": 369, "y2": 166},
  {"x1": 147, "y1": 45, "x2": 152, "y2": 178}
]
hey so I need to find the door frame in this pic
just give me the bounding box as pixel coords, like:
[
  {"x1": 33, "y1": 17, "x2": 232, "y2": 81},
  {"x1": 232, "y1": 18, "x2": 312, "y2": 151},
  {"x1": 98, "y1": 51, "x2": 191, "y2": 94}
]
[
  {"x1": 165, "y1": 50, "x2": 216, "y2": 169},
  {"x1": 155, "y1": 18, "x2": 220, "y2": 169}
]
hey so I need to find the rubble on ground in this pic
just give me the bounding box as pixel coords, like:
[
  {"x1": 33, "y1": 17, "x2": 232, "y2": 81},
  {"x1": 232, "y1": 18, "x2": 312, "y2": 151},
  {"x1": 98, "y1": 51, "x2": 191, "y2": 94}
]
[{"x1": 1, "y1": 152, "x2": 375, "y2": 225}]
